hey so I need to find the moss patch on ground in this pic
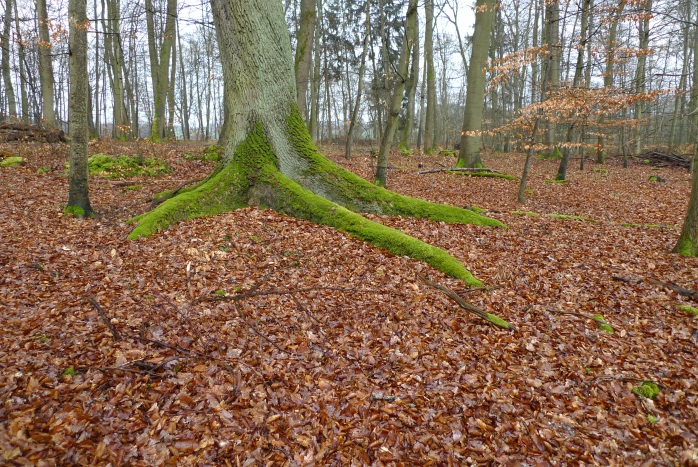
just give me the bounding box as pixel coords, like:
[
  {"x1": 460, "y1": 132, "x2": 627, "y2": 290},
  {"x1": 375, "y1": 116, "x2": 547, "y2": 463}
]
[
  {"x1": 632, "y1": 381, "x2": 659, "y2": 399},
  {"x1": 678, "y1": 304, "x2": 698, "y2": 317},
  {"x1": 593, "y1": 314, "x2": 614, "y2": 333},
  {"x1": 85, "y1": 154, "x2": 170, "y2": 178},
  {"x1": 0, "y1": 156, "x2": 24, "y2": 168}
]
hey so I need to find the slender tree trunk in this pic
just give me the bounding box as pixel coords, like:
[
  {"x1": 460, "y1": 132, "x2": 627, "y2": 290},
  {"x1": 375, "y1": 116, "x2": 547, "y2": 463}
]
[
  {"x1": 597, "y1": 0, "x2": 625, "y2": 163},
  {"x1": 37, "y1": 0, "x2": 56, "y2": 127},
  {"x1": 456, "y1": 0, "x2": 496, "y2": 168},
  {"x1": 375, "y1": 0, "x2": 418, "y2": 186},
  {"x1": 309, "y1": 0, "x2": 322, "y2": 140},
  {"x1": 417, "y1": 61, "x2": 426, "y2": 150},
  {"x1": 66, "y1": 0, "x2": 94, "y2": 217},
  {"x1": 11, "y1": 0, "x2": 26, "y2": 123},
  {"x1": 177, "y1": 19, "x2": 190, "y2": 140},
  {"x1": 543, "y1": 0, "x2": 560, "y2": 152},
  {"x1": 345, "y1": 3, "x2": 370, "y2": 160},
  {"x1": 556, "y1": 0, "x2": 591, "y2": 180},
  {"x1": 2, "y1": 0, "x2": 16, "y2": 119},
  {"x1": 146, "y1": 0, "x2": 177, "y2": 141},
  {"x1": 400, "y1": 16, "x2": 419, "y2": 150},
  {"x1": 424, "y1": 0, "x2": 436, "y2": 152},
  {"x1": 633, "y1": 0, "x2": 652, "y2": 156},
  {"x1": 295, "y1": 0, "x2": 316, "y2": 120}
]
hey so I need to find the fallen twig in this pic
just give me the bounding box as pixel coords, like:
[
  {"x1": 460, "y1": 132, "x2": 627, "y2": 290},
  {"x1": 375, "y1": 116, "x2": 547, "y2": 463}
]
[
  {"x1": 418, "y1": 167, "x2": 503, "y2": 175},
  {"x1": 418, "y1": 274, "x2": 515, "y2": 331},
  {"x1": 88, "y1": 297, "x2": 122, "y2": 341},
  {"x1": 612, "y1": 275, "x2": 698, "y2": 302},
  {"x1": 148, "y1": 177, "x2": 204, "y2": 209}
]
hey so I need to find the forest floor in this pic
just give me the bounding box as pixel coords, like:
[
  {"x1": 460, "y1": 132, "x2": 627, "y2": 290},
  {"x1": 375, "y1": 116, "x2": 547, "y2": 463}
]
[{"x1": 0, "y1": 139, "x2": 696, "y2": 465}]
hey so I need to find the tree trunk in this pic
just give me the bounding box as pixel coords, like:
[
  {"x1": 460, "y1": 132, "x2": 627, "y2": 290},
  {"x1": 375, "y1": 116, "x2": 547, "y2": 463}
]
[
  {"x1": 37, "y1": 0, "x2": 56, "y2": 127},
  {"x1": 345, "y1": 3, "x2": 370, "y2": 160},
  {"x1": 129, "y1": 0, "x2": 503, "y2": 286},
  {"x1": 2, "y1": 0, "x2": 16, "y2": 119},
  {"x1": 556, "y1": 0, "x2": 591, "y2": 181},
  {"x1": 423, "y1": 0, "x2": 436, "y2": 153},
  {"x1": 456, "y1": 0, "x2": 496, "y2": 168},
  {"x1": 674, "y1": 149, "x2": 698, "y2": 256},
  {"x1": 374, "y1": 0, "x2": 417, "y2": 186},
  {"x1": 633, "y1": 0, "x2": 652, "y2": 156},
  {"x1": 66, "y1": 0, "x2": 94, "y2": 217},
  {"x1": 13, "y1": 0, "x2": 27, "y2": 123},
  {"x1": 400, "y1": 15, "x2": 419, "y2": 151},
  {"x1": 543, "y1": 0, "x2": 560, "y2": 153},
  {"x1": 596, "y1": 0, "x2": 625, "y2": 163},
  {"x1": 146, "y1": 0, "x2": 177, "y2": 141},
  {"x1": 295, "y1": 0, "x2": 316, "y2": 121}
]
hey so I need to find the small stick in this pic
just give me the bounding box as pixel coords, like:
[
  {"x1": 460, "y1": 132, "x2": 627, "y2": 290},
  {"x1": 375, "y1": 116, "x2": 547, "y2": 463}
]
[{"x1": 88, "y1": 297, "x2": 122, "y2": 341}]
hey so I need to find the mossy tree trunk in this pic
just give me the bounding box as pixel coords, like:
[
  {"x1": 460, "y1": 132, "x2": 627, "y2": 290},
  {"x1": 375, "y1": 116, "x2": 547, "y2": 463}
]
[
  {"x1": 66, "y1": 0, "x2": 94, "y2": 217},
  {"x1": 129, "y1": 0, "x2": 503, "y2": 285},
  {"x1": 456, "y1": 0, "x2": 496, "y2": 169},
  {"x1": 674, "y1": 144, "x2": 698, "y2": 256}
]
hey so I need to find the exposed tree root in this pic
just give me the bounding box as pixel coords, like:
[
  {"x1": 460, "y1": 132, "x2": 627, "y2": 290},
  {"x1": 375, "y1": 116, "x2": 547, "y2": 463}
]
[
  {"x1": 129, "y1": 118, "x2": 502, "y2": 285},
  {"x1": 418, "y1": 274, "x2": 514, "y2": 330}
]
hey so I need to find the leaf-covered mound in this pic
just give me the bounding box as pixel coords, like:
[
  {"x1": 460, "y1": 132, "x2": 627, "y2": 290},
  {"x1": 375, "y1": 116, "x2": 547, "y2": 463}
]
[{"x1": 0, "y1": 142, "x2": 696, "y2": 464}]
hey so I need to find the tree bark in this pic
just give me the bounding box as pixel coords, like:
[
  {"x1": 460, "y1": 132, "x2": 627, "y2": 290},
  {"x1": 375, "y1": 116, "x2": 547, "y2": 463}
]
[
  {"x1": 66, "y1": 0, "x2": 94, "y2": 217},
  {"x1": 146, "y1": 0, "x2": 177, "y2": 141},
  {"x1": 456, "y1": 0, "x2": 496, "y2": 168},
  {"x1": 129, "y1": 0, "x2": 503, "y2": 286},
  {"x1": 295, "y1": 0, "x2": 316, "y2": 121},
  {"x1": 2, "y1": 0, "x2": 17, "y2": 119},
  {"x1": 374, "y1": 0, "x2": 418, "y2": 186},
  {"x1": 345, "y1": 3, "x2": 370, "y2": 160},
  {"x1": 423, "y1": 0, "x2": 437, "y2": 153},
  {"x1": 37, "y1": 0, "x2": 56, "y2": 127}
]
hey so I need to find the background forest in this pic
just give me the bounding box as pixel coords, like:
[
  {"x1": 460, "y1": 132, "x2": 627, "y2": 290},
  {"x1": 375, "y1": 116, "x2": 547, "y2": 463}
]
[{"x1": 1, "y1": 0, "x2": 695, "y2": 158}]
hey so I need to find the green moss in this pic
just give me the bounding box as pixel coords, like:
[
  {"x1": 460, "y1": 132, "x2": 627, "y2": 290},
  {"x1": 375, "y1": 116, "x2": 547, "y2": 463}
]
[
  {"x1": 0, "y1": 156, "x2": 24, "y2": 167},
  {"x1": 399, "y1": 145, "x2": 412, "y2": 157},
  {"x1": 593, "y1": 168, "x2": 608, "y2": 174},
  {"x1": 215, "y1": 289, "x2": 226, "y2": 296},
  {"x1": 85, "y1": 154, "x2": 170, "y2": 178},
  {"x1": 485, "y1": 313, "x2": 512, "y2": 330},
  {"x1": 621, "y1": 222, "x2": 639, "y2": 227},
  {"x1": 263, "y1": 168, "x2": 483, "y2": 285},
  {"x1": 632, "y1": 381, "x2": 659, "y2": 399},
  {"x1": 593, "y1": 313, "x2": 614, "y2": 333},
  {"x1": 64, "y1": 205, "x2": 85, "y2": 217},
  {"x1": 673, "y1": 236, "x2": 698, "y2": 257},
  {"x1": 37, "y1": 167, "x2": 50, "y2": 174},
  {"x1": 202, "y1": 144, "x2": 224, "y2": 162},
  {"x1": 124, "y1": 184, "x2": 143, "y2": 191},
  {"x1": 544, "y1": 179, "x2": 570, "y2": 184},
  {"x1": 647, "y1": 415, "x2": 658, "y2": 425},
  {"x1": 511, "y1": 210, "x2": 540, "y2": 217},
  {"x1": 62, "y1": 367, "x2": 76, "y2": 376},
  {"x1": 678, "y1": 304, "x2": 698, "y2": 317},
  {"x1": 439, "y1": 149, "x2": 457, "y2": 157},
  {"x1": 464, "y1": 205, "x2": 487, "y2": 214},
  {"x1": 284, "y1": 109, "x2": 503, "y2": 229},
  {"x1": 645, "y1": 224, "x2": 672, "y2": 229},
  {"x1": 537, "y1": 148, "x2": 563, "y2": 160}
]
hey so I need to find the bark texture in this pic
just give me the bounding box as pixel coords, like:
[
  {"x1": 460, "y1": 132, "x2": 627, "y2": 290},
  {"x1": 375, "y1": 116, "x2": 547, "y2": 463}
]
[
  {"x1": 66, "y1": 0, "x2": 94, "y2": 217},
  {"x1": 129, "y1": 0, "x2": 503, "y2": 285},
  {"x1": 37, "y1": 0, "x2": 56, "y2": 127},
  {"x1": 456, "y1": 0, "x2": 496, "y2": 168}
]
